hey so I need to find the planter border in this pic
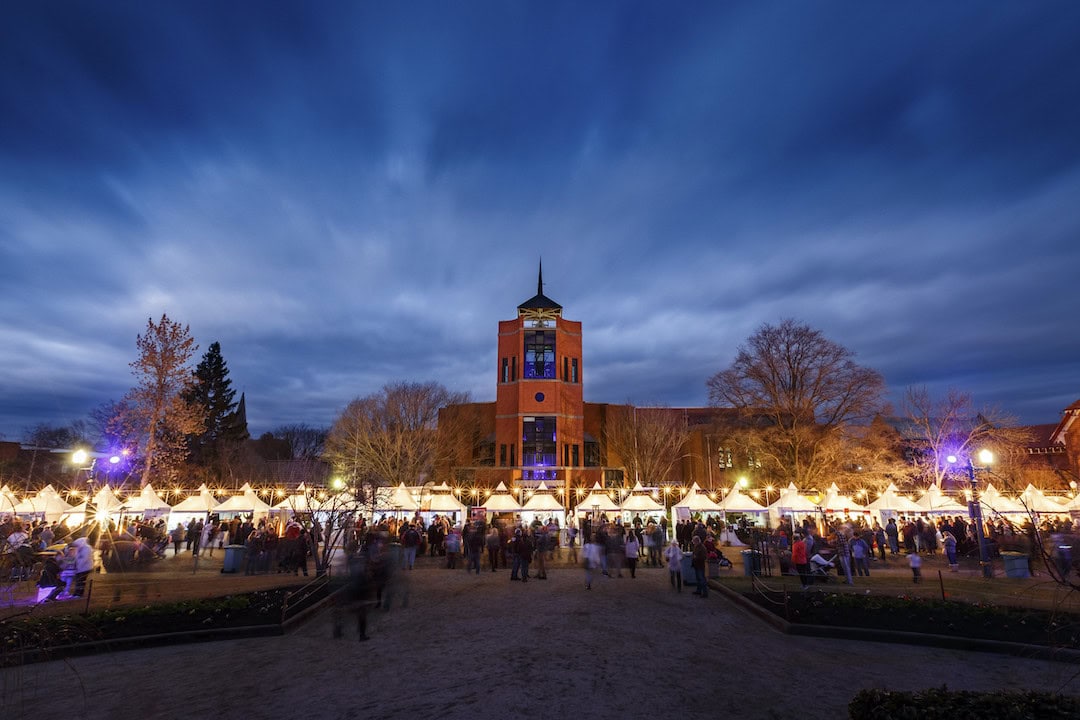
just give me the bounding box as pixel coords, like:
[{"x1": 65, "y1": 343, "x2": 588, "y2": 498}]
[
  {"x1": 1, "y1": 583, "x2": 347, "y2": 668},
  {"x1": 710, "y1": 579, "x2": 1080, "y2": 665}
]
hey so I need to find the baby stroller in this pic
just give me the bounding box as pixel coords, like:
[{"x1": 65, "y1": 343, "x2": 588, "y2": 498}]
[{"x1": 809, "y1": 553, "x2": 835, "y2": 584}]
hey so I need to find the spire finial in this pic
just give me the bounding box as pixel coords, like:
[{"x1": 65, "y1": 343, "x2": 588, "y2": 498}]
[{"x1": 537, "y1": 258, "x2": 544, "y2": 296}]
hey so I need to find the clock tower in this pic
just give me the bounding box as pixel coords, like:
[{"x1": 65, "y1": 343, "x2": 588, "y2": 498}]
[{"x1": 494, "y1": 263, "x2": 584, "y2": 502}]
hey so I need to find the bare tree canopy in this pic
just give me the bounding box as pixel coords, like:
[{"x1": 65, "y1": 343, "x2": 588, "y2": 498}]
[
  {"x1": 324, "y1": 382, "x2": 469, "y2": 507},
  {"x1": 603, "y1": 405, "x2": 690, "y2": 487},
  {"x1": 271, "y1": 424, "x2": 329, "y2": 461},
  {"x1": 123, "y1": 314, "x2": 203, "y2": 486},
  {"x1": 902, "y1": 386, "x2": 1032, "y2": 489},
  {"x1": 707, "y1": 319, "x2": 886, "y2": 488}
]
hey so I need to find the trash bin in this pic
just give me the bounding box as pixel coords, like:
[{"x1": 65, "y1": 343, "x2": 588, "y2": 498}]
[
  {"x1": 221, "y1": 544, "x2": 246, "y2": 574},
  {"x1": 741, "y1": 549, "x2": 762, "y2": 577},
  {"x1": 680, "y1": 551, "x2": 696, "y2": 586},
  {"x1": 1000, "y1": 551, "x2": 1029, "y2": 579}
]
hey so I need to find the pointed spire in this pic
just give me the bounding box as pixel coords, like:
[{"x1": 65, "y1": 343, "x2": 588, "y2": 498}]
[{"x1": 518, "y1": 259, "x2": 562, "y2": 314}]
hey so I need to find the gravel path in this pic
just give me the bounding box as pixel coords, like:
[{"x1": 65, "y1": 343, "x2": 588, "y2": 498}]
[{"x1": 3, "y1": 562, "x2": 1077, "y2": 720}]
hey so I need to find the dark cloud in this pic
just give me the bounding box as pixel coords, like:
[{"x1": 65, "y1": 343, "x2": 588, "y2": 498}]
[{"x1": 2, "y1": 3, "x2": 1079, "y2": 441}]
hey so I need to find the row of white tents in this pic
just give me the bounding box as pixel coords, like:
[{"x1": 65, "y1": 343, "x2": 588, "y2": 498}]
[{"x1": 3, "y1": 479, "x2": 1076, "y2": 527}]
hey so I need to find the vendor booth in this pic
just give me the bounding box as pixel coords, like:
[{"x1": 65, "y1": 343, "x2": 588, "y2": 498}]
[
  {"x1": 13, "y1": 484, "x2": 74, "y2": 524},
  {"x1": 915, "y1": 484, "x2": 967, "y2": 514},
  {"x1": 213, "y1": 482, "x2": 272, "y2": 522}
]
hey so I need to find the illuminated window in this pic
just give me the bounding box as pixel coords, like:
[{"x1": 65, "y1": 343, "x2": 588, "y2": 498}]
[
  {"x1": 522, "y1": 416, "x2": 557, "y2": 467},
  {"x1": 524, "y1": 330, "x2": 556, "y2": 379}
]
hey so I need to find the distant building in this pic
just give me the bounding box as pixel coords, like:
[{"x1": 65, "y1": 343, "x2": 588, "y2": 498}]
[{"x1": 435, "y1": 265, "x2": 754, "y2": 507}]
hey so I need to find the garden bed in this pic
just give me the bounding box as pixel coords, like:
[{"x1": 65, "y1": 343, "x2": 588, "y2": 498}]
[
  {"x1": 746, "y1": 589, "x2": 1080, "y2": 648},
  {"x1": 0, "y1": 585, "x2": 318, "y2": 666}
]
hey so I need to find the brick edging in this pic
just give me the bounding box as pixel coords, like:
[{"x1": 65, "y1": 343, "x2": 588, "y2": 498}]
[{"x1": 709, "y1": 579, "x2": 1080, "y2": 665}]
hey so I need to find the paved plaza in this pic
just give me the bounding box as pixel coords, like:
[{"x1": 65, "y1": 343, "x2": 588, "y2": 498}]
[{"x1": 3, "y1": 558, "x2": 1078, "y2": 720}]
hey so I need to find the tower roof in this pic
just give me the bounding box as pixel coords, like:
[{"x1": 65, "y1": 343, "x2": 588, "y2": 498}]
[{"x1": 517, "y1": 261, "x2": 562, "y2": 313}]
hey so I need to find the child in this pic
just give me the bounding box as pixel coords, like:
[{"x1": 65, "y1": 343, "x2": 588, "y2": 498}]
[{"x1": 908, "y1": 552, "x2": 922, "y2": 583}]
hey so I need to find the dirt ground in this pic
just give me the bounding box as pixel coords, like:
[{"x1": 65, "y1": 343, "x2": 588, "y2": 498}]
[{"x1": 3, "y1": 556, "x2": 1078, "y2": 720}]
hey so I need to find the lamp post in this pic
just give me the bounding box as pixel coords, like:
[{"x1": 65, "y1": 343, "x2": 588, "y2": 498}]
[{"x1": 948, "y1": 449, "x2": 994, "y2": 579}]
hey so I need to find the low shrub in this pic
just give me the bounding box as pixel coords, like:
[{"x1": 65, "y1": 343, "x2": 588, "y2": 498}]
[{"x1": 849, "y1": 686, "x2": 1080, "y2": 719}]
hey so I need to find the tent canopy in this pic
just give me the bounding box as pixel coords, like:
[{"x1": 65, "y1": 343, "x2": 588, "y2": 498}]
[
  {"x1": 820, "y1": 482, "x2": 864, "y2": 512},
  {"x1": 475, "y1": 481, "x2": 521, "y2": 512},
  {"x1": 1016, "y1": 484, "x2": 1068, "y2": 514},
  {"x1": 171, "y1": 484, "x2": 221, "y2": 513},
  {"x1": 915, "y1": 485, "x2": 966, "y2": 513},
  {"x1": 577, "y1": 482, "x2": 621, "y2": 513},
  {"x1": 215, "y1": 482, "x2": 272, "y2": 514},
  {"x1": 769, "y1": 483, "x2": 819, "y2": 513},
  {"x1": 864, "y1": 483, "x2": 923, "y2": 513},
  {"x1": 523, "y1": 482, "x2": 566, "y2": 513},
  {"x1": 718, "y1": 486, "x2": 767, "y2": 513},
  {"x1": 125, "y1": 484, "x2": 173, "y2": 514}
]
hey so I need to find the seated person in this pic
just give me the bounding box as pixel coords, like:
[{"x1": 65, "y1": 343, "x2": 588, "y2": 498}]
[{"x1": 38, "y1": 551, "x2": 65, "y2": 601}]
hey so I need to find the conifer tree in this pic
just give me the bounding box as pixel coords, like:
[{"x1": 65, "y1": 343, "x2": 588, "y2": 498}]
[{"x1": 184, "y1": 341, "x2": 249, "y2": 482}]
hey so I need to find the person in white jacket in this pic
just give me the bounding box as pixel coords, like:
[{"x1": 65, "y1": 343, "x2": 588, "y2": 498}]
[
  {"x1": 71, "y1": 536, "x2": 95, "y2": 597},
  {"x1": 663, "y1": 539, "x2": 683, "y2": 592}
]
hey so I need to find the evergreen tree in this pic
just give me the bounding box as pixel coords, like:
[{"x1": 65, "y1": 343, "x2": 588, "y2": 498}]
[{"x1": 184, "y1": 341, "x2": 249, "y2": 481}]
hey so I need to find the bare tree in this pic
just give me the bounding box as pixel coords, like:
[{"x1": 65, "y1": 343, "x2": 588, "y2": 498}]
[
  {"x1": 271, "y1": 424, "x2": 329, "y2": 460},
  {"x1": 603, "y1": 405, "x2": 691, "y2": 487},
  {"x1": 323, "y1": 382, "x2": 469, "y2": 512},
  {"x1": 123, "y1": 314, "x2": 204, "y2": 486},
  {"x1": 707, "y1": 319, "x2": 886, "y2": 489},
  {"x1": 902, "y1": 386, "x2": 1032, "y2": 490}
]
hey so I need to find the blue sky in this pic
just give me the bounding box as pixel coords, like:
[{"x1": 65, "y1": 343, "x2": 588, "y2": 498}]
[{"x1": 2, "y1": 2, "x2": 1079, "y2": 440}]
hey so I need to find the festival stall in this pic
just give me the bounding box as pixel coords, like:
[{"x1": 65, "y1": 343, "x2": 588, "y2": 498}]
[
  {"x1": 1016, "y1": 484, "x2": 1069, "y2": 516},
  {"x1": 673, "y1": 482, "x2": 724, "y2": 526},
  {"x1": 915, "y1": 484, "x2": 967, "y2": 514},
  {"x1": 61, "y1": 484, "x2": 126, "y2": 526},
  {"x1": 576, "y1": 481, "x2": 621, "y2": 521},
  {"x1": 169, "y1": 484, "x2": 221, "y2": 528},
  {"x1": 472, "y1": 481, "x2": 522, "y2": 526},
  {"x1": 864, "y1": 483, "x2": 924, "y2": 523},
  {"x1": 715, "y1": 486, "x2": 766, "y2": 544},
  {"x1": 417, "y1": 482, "x2": 467, "y2": 524},
  {"x1": 521, "y1": 481, "x2": 566, "y2": 526},
  {"x1": 0, "y1": 485, "x2": 19, "y2": 517},
  {"x1": 768, "y1": 482, "x2": 820, "y2": 529},
  {"x1": 819, "y1": 482, "x2": 866, "y2": 522},
  {"x1": 619, "y1": 482, "x2": 665, "y2": 524},
  {"x1": 13, "y1": 484, "x2": 73, "y2": 523},
  {"x1": 123, "y1": 483, "x2": 173, "y2": 520},
  {"x1": 978, "y1": 483, "x2": 1027, "y2": 515},
  {"x1": 214, "y1": 482, "x2": 272, "y2": 522},
  {"x1": 378, "y1": 482, "x2": 419, "y2": 519}
]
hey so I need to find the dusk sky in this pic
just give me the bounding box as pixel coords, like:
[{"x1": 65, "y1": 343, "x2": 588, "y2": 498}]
[{"x1": 3, "y1": 3, "x2": 1080, "y2": 441}]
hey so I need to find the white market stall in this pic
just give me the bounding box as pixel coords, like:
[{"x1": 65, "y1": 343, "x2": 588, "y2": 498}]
[
  {"x1": 673, "y1": 482, "x2": 724, "y2": 526},
  {"x1": 715, "y1": 486, "x2": 766, "y2": 544},
  {"x1": 378, "y1": 482, "x2": 419, "y2": 518},
  {"x1": 768, "y1": 482, "x2": 820, "y2": 529},
  {"x1": 978, "y1": 484, "x2": 1027, "y2": 515},
  {"x1": 819, "y1": 482, "x2": 866, "y2": 520},
  {"x1": 1016, "y1": 484, "x2": 1069, "y2": 515},
  {"x1": 0, "y1": 485, "x2": 20, "y2": 517},
  {"x1": 576, "y1": 482, "x2": 621, "y2": 520},
  {"x1": 619, "y1": 482, "x2": 665, "y2": 523},
  {"x1": 13, "y1": 484, "x2": 73, "y2": 523},
  {"x1": 915, "y1": 484, "x2": 968, "y2": 514},
  {"x1": 473, "y1": 481, "x2": 522, "y2": 523},
  {"x1": 214, "y1": 483, "x2": 272, "y2": 522},
  {"x1": 124, "y1": 484, "x2": 173, "y2": 519},
  {"x1": 62, "y1": 485, "x2": 127, "y2": 526},
  {"x1": 521, "y1": 482, "x2": 566, "y2": 525},
  {"x1": 169, "y1": 484, "x2": 221, "y2": 527},
  {"x1": 864, "y1": 483, "x2": 924, "y2": 522},
  {"x1": 418, "y1": 483, "x2": 467, "y2": 523}
]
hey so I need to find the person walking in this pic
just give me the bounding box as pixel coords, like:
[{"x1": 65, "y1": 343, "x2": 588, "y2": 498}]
[
  {"x1": 909, "y1": 551, "x2": 923, "y2": 583},
  {"x1": 886, "y1": 518, "x2": 900, "y2": 554},
  {"x1": 624, "y1": 531, "x2": 640, "y2": 579},
  {"x1": 851, "y1": 533, "x2": 870, "y2": 577},
  {"x1": 791, "y1": 532, "x2": 810, "y2": 589},
  {"x1": 663, "y1": 539, "x2": 683, "y2": 592},
  {"x1": 445, "y1": 526, "x2": 461, "y2": 569},
  {"x1": 467, "y1": 523, "x2": 484, "y2": 575},
  {"x1": 690, "y1": 536, "x2": 707, "y2": 597},
  {"x1": 834, "y1": 527, "x2": 854, "y2": 585},
  {"x1": 517, "y1": 529, "x2": 534, "y2": 582},
  {"x1": 942, "y1": 530, "x2": 959, "y2": 572},
  {"x1": 485, "y1": 526, "x2": 501, "y2": 572},
  {"x1": 583, "y1": 535, "x2": 602, "y2": 590}
]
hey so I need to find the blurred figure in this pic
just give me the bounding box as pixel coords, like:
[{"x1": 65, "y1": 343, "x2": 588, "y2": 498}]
[
  {"x1": 664, "y1": 539, "x2": 682, "y2": 592},
  {"x1": 333, "y1": 553, "x2": 372, "y2": 642}
]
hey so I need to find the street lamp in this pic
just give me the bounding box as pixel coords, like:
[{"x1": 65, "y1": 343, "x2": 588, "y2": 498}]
[{"x1": 947, "y1": 449, "x2": 994, "y2": 579}]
